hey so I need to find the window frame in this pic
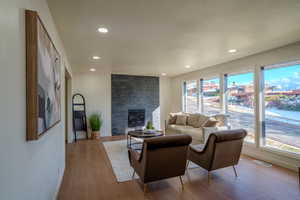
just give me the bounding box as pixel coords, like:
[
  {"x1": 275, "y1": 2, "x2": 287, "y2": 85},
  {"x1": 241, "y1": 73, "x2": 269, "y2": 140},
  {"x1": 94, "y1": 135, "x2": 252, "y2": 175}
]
[
  {"x1": 202, "y1": 77, "x2": 222, "y2": 114},
  {"x1": 260, "y1": 61, "x2": 300, "y2": 156},
  {"x1": 180, "y1": 60, "x2": 300, "y2": 160},
  {"x1": 225, "y1": 70, "x2": 256, "y2": 144}
]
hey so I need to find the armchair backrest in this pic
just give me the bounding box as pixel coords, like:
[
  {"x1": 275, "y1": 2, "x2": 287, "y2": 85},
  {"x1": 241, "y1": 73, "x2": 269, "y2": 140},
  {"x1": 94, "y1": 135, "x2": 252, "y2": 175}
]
[
  {"x1": 140, "y1": 134, "x2": 192, "y2": 183},
  {"x1": 204, "y1": 129, "x2": 247, "y2": 171}
]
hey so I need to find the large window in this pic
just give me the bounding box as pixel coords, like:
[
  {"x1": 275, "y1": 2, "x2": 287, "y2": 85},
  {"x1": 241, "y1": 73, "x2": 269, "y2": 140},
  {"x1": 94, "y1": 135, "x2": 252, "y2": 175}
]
[
  {"x1": 185, "y1": 80, "x2": 198, "y2": 113},
  {"x1": 227, "y1": 72, "x2": 255, "y2": 143},
  {"x1": 202, "y1": 78, "x2": 220, "y2": 114},
  {"x1": 263, "y1": 64, "x2": 300, "y2": 153},
  {"x1": 181, "y1": 60, "x2": 300, "y2": 157}
]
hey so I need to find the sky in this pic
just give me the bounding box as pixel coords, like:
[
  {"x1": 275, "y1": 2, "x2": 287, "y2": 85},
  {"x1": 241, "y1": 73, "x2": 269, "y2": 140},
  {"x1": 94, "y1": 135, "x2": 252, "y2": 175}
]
[
  {"x1": 228, "y1": 64, "x2": 300, "y2": 90},
  {"x1": 187, "y1": 64, "x2": 300, "y2": 90}
]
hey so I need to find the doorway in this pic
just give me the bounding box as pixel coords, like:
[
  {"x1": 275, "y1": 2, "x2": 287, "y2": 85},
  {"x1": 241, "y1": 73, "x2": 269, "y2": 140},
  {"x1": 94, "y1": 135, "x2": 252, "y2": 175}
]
[{"x1": 65, "y1": 69, "x2": 72, "y2": 144}]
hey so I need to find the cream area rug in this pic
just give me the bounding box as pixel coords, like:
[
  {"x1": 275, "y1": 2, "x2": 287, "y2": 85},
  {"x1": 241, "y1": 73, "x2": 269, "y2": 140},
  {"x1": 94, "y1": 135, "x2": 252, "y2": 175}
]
[{"x1": 103, "y1": 139, "x2": 199, "y2": 183}]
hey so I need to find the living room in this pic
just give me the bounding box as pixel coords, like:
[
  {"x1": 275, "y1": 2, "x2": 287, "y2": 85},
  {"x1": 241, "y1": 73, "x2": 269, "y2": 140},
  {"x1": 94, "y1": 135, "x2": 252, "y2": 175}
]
[{"x1": 1, "y1": 0, "x2": 300, "y2": 200}]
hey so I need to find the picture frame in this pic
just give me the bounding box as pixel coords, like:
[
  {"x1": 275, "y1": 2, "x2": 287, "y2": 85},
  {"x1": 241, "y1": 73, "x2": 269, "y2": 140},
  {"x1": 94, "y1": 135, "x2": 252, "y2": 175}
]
[{"x1": 26, "y1": 10, "x2": 61, "y2": 140}]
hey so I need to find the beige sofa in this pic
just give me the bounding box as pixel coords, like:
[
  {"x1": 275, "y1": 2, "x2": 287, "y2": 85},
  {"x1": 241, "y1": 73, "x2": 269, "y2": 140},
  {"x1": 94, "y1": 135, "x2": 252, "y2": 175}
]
[{"x1": 165, "y1": 113, "x2": 230, "y2": 144}]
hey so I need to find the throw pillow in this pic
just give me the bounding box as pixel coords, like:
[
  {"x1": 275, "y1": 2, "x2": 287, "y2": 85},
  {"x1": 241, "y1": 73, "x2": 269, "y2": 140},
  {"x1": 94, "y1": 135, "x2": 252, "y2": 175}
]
[
  {"x1": 168, "y1": 113, "x2": 177, "y2": 124},
  {"x1": 187, "y1": 114, "x2": 200, "y2": 127},
  {"x1": 175, "y1": 114, "x2": 188, "y2": 125},
  {"x1": 198, "y1": 114, "x2": 209, "y2": 128},
  {"x1": 213, "y1": 114, "x2": 226, "y2": 126},
  {"x1": 203, "y1": 118, "x2": 218, "y2": 127},
  {"x1": 192, "y1": 114, "x2": 209, "y2": 128}
]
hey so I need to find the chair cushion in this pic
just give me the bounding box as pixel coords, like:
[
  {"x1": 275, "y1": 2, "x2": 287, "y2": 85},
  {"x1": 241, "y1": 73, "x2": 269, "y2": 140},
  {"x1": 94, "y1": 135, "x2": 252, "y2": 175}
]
[{"x1": 189, "y1": 144, "x2": 205, "y2": 153}]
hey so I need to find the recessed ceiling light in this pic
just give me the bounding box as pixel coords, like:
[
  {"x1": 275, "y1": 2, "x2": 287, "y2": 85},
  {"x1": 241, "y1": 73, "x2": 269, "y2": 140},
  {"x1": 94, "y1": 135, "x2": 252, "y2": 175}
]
[
  {"x1": 228, "y1": 49, "x2": 237, "y2": 53},
  {"x1": 90, "y1": 68, "x2": 96, "y2": 72},
  {"x1": 98, "y1": 27, "x2": 108, "y2": 33},
  {"x1": 185, "y1": 65, "x2": 191, "y2": 68},
  {"x1": 92, "y1": 56, "x2": 101, "y2": 60},
  {"x1": 161, "y1": 73, "x2": 167, "y2": 76}
]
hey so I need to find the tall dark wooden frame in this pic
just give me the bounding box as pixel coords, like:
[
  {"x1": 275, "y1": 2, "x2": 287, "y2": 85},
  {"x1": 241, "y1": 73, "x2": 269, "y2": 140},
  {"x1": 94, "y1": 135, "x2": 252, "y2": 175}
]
[{"x1": 26, "y1": 10, "x2": 61, "y2": 140}]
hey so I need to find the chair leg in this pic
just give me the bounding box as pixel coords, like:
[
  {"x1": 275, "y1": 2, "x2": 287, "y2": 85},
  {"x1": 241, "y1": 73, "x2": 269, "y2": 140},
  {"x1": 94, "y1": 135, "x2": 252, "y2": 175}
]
[
  {"x1": 233, "y1": 165, "x2": 238, "y2": 178},
  {"x1": 186, "y1": 160, "x2": 190, "y2": 170},
  {"x1": 143, "y1": 184, "x2": 147, "y2": 193},
  {"x1": 132, "y1": 170, "x2": 136, "y2": 180},
  {"x1": 179, "y1": 176, "x2": 184, "y2": 190}
]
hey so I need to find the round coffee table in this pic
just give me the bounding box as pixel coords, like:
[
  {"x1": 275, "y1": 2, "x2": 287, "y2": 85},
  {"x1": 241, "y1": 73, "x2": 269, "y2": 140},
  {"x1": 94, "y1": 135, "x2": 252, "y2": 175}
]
[{"x1": 127, "y1": 130, "x2": 164, "y2": 149}]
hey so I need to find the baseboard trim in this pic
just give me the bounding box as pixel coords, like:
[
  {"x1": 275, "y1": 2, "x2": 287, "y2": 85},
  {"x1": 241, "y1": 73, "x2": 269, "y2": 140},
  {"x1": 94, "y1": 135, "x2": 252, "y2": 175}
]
[
  {"x1": 53, "y1": 165, "x2": 65, "y2": 200},
  {"x1": 242, "y1": 144, "x2": 299, "y2": 172}
]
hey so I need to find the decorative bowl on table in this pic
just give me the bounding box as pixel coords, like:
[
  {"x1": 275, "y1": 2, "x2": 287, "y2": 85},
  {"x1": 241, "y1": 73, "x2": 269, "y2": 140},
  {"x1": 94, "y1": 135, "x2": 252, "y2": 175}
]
[{"x1": 144, "y1": 129, "x2": 156, "y2": 134}]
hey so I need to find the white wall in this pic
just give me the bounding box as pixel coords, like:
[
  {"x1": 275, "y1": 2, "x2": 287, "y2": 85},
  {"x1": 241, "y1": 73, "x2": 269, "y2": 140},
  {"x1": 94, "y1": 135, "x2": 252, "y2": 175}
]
[
  {"x1": 160, "y1": 77, "x2": 172, "y2": 130},
  {"x1": 72, "y1": 72, "x2": 171, "y2": 137},
  {"x1": 0, "y1": 0, "x2": 71, "y2": 199},
  {"x1": 170, "y1": 41, "x2": 300, "y2": 171},
  {"x1": 73, "y1": 70, "x2": 112, "y2": 137}
]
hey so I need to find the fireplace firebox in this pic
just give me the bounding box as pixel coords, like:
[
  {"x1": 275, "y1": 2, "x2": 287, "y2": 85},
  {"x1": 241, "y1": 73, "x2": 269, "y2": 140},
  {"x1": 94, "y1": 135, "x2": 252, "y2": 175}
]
[{"x1": 128, "y1": 109, "x2": 145, "y2": 128}]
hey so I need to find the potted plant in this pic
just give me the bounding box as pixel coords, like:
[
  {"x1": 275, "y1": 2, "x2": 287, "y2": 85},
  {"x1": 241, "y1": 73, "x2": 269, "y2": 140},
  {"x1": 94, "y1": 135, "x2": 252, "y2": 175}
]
[
  {"x1": 146, "y1": 121, "x2": 155, "y2": 130},
  {"x1": 89, "y1": 114, "x2": 102, "y2": 140}
]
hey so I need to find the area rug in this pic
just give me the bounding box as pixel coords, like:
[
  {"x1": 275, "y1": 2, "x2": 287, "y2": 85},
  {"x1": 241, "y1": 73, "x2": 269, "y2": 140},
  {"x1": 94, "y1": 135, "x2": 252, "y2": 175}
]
[{"x1": 103, "y1": 139, "x2": 199, "y2": 183}]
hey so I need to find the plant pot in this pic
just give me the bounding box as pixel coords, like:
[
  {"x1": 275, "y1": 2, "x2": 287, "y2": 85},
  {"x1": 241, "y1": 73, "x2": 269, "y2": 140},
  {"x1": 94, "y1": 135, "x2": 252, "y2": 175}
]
[{"x1": 91, "y1": 131, "x2": 100, "y2": 140}]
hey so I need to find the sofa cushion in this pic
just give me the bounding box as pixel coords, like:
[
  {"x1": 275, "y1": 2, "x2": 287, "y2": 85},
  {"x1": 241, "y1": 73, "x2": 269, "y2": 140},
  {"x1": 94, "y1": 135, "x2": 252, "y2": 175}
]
[
  {"x1": 168, "y1": 124, "x2": 186, "y2": 131},
  {"x1": 166, "y1": 125, "x2": 204, "y2": 144},
  {"x1": 175, "y1": 114, "x2": 187, "y2": 125}
]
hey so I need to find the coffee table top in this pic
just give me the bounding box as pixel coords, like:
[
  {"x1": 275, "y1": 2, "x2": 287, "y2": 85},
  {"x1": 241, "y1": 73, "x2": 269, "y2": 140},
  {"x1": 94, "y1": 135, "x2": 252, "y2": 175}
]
[{"x1": 128, "y1": 130, "x2": 163, "y2": 138}]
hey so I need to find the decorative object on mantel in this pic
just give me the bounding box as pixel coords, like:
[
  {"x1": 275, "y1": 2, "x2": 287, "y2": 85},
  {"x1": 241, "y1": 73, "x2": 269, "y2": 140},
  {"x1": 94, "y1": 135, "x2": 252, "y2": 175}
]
[
  {"x1": 26, "y1": 10, "x2": 61, "y2": 140},
  {"x1": 89, "y1": 114, "x2": 102, "y2": 140},
  {"x1": 146, "y1": 121, "x2": 155, "y2": 130}
]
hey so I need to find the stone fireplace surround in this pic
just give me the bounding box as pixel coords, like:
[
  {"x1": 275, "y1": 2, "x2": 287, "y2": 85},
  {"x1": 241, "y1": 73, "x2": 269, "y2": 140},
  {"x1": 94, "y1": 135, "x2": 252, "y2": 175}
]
[{"x1": 111, "y1": 74, "x2": 160, "y2": 135}]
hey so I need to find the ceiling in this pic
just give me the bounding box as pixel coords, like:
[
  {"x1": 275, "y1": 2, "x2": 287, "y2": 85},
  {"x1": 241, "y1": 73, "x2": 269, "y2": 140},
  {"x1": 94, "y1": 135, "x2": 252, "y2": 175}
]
[{"x1": 48, "y1": 0, "x2": 300, "y2": 77}]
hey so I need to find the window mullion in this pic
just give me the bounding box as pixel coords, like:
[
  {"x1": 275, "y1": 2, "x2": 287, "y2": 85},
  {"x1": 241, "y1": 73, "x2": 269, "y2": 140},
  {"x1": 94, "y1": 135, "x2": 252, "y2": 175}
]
[
  {"x1": 255, "y1": 66, "x2": 265, "y2": 148},
  {"x1": 199, "y1": 79, "x2": 204, "y2": 113}
]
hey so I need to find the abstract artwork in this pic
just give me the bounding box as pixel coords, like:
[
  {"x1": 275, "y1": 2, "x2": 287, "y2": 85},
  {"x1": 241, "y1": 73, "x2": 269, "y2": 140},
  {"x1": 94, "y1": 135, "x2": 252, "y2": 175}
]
[{"x1": 26, "y1": 10, "x2": 61, "y2": 140}]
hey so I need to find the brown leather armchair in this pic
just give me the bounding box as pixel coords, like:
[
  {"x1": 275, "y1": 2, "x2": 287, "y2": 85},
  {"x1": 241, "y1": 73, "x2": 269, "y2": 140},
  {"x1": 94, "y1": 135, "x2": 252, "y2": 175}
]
[
  {"x1": 187, "y1": 129, "x2": 247, "y2": 182},
  {"x1": 128, "y1": 134, "x2": 192, "y2": 191}
]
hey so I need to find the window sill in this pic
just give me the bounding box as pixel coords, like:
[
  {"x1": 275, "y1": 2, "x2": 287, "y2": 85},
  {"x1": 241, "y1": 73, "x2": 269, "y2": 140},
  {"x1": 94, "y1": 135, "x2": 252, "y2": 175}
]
[
  {"x1": 243, "y1": 140, "x2": 256, "y2": 147},
  {"x1": 260, "y1": 146, "x2": 300, "y2": 161}
]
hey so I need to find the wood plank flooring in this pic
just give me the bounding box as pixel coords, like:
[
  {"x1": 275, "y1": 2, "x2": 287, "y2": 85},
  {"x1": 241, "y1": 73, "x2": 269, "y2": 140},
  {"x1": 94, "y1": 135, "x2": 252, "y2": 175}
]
[{"x1": 58, "y1": 137, "x2": 300, "y2": 200}]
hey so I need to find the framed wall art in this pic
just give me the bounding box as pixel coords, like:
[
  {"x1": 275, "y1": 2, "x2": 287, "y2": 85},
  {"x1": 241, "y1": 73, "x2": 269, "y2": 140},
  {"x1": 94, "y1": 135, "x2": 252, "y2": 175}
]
[{"x1": 26, "y1": 10, "x2": 61, "y2": 140}]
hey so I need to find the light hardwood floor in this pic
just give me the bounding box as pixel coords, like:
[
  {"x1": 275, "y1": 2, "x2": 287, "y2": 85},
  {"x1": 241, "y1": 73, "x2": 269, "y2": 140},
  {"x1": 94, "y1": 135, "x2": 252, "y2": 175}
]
[{"x1": 58, "y1": 137, "x2": 300, "y2": 200}]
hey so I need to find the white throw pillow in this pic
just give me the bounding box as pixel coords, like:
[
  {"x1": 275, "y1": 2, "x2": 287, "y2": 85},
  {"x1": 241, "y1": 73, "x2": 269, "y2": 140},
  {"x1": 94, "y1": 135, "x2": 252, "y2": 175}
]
[{"x1": 175, "y1": 114, "x2": 187, "y2": 125}]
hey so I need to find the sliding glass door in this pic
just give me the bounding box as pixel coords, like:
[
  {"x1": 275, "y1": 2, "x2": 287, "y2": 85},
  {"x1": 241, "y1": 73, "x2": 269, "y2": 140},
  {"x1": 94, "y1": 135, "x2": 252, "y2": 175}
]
[
  {"x1": 263, "y1": 63, "x2": 300, "y2": 153},
  {"x1": 227, "y1": 72, "x2": 255, "y2": 143}
]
